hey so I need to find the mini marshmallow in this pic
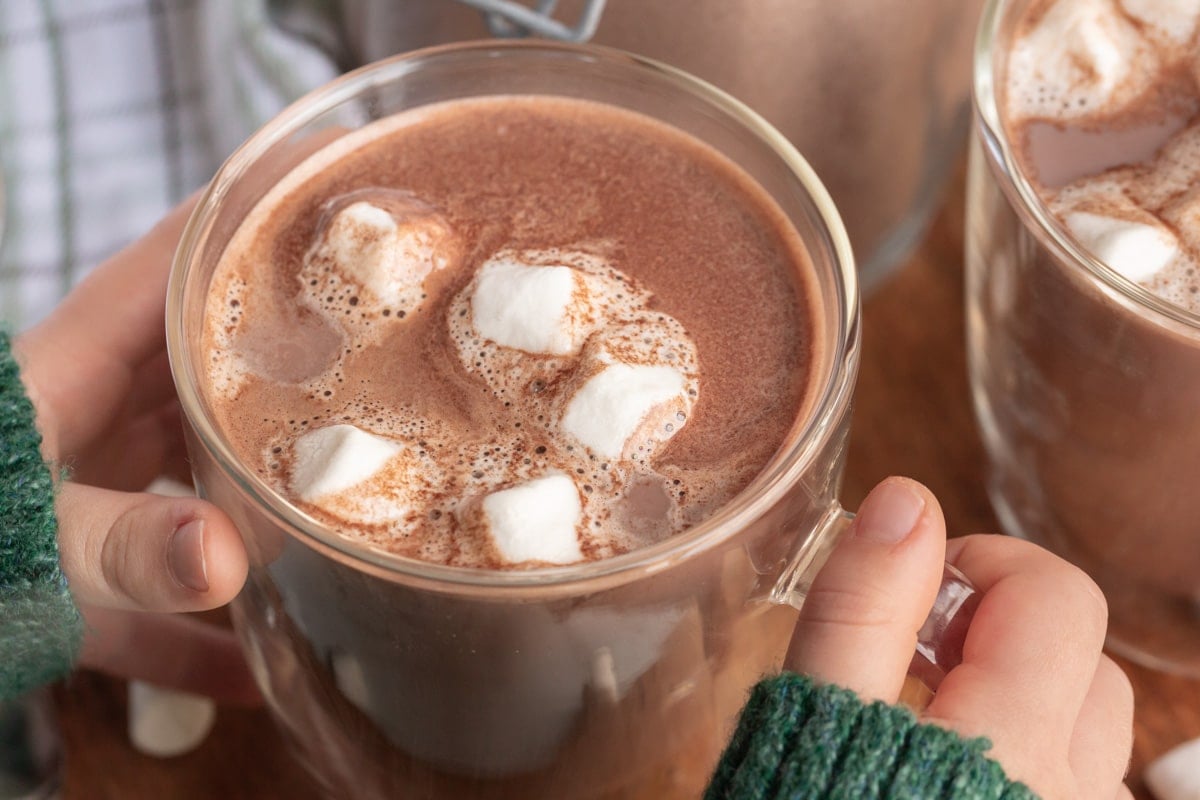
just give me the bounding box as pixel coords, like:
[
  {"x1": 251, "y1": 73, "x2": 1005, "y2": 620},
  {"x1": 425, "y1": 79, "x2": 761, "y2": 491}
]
[
  {"x1": 313, "y1": 201, "x2": 447, "y2": 305},
  {"x1": 561, "y1": 364, "x2": 687, "y2": 459},
  {"x1": 1007, "y1": 0, "x2": 1150, "y2": 120},
  {"x1": 1146, "y1": 736, "x2": 1200, "y2": 800},
  {"x1": 471, "y1": 257, "x2": 594, "y2": 355},
  {"x1": 332, "y1": 652, "x2": 371, "y2": 710},
  {"x1": 590, "y1": 646, "x2": 620, "y2": 704},
  {"x1": 482, "y1": 473, "x2": 583, "y2": 564},
  {"x1": 1063, "y1": 210, "x2": 1179, "y2": 282},
  {"x1": 290, "y1": 424, "x2": 402, "y2": 502},
  {"x1": 127, "y1": 681, "x2": 216, "y2": 758},
  {"x1": 1123, "y1": 0, "x2": 1200, "y2": 44}
]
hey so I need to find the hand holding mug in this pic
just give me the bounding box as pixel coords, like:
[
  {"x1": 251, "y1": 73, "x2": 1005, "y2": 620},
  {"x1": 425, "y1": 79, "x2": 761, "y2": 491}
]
[
  {"x1": 13, "y1": 201, "x2": 254, "y2": 702},
  {"x1": 789, "y1": 477, "x2": 1134, "y2": 800}
]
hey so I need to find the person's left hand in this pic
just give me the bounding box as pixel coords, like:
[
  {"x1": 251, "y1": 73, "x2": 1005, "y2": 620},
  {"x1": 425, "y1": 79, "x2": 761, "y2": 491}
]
[
  {"x1": 14, "y1": 200, "x2": 256, "y2": 702},
  {"x1": 786, "y1": 477, "x2": 1133, "y2": 799}
]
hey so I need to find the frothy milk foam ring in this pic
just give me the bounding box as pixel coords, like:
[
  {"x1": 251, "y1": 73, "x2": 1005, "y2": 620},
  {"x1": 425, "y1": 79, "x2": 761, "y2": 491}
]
[{"x1": 202, "y1": 96, "x2": 816, "y2": 570}]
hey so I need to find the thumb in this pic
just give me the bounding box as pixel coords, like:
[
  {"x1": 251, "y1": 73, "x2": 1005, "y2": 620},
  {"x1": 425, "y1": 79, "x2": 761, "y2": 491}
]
[
  {"x1": 55, "y1": 483, "x2": 248, "y2": 612},
  {"x1": 784, "y1": 477, "x2": 946, "y2": 702}
]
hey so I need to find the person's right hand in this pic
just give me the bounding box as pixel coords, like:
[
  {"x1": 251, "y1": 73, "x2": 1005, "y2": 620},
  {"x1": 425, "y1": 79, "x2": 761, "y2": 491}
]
[{"x1": 786, "y1": 477, "x2": 1133, "y2": 799}]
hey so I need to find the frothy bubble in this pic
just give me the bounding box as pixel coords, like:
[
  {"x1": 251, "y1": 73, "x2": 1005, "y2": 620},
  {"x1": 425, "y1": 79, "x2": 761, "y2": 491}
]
[
  {"x1": 245, "y1": 246, "x2": 707, "y2": 564},
  {"x1": 208, "y1": 278, "x2": 250, "y2": 398},
  {"x1": 299, "y1": 190, "x2": 460, "y2": 340}
]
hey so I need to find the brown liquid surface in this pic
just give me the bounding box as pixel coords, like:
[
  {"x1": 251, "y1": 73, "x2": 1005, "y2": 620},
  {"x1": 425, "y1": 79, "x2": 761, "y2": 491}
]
[{"x1": 203, "y1": 96, "x2": 819, "y2": 568}]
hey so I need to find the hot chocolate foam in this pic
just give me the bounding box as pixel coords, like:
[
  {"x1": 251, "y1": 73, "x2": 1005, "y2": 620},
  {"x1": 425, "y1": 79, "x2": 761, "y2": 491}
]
[
  {"x1": 1005, "y1": 0, "x2": 1200, "y2": 313},
  {"x1": 1005, "y1": 0, "x2": 1198, "y2": 123},
  {"x1": 202, "y1": 96, "x2": 817, "y2": 568},
  {"x1": 300, "y1": 192, "x2": 460, "y2": 341}
]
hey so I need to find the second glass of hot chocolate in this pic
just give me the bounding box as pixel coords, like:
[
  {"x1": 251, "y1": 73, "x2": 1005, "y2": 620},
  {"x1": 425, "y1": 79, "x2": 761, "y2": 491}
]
[
  {"x1": 969, "y1": 0, "x2": 1200, "y2": 674},
  {"x1": 169, "y1": 43, "x2": 971, "y2": 799}
]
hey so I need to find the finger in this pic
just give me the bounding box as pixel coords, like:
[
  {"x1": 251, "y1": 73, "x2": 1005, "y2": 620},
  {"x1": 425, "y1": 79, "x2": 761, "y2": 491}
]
[
  {"x1": 55, "y1": 482, "x2": 247, "y2": 612},
  {"x1": 79, "y1": 606, "x2": 260, "y2": 705},
  {"x1": 125, "y1": 349, "x2": 178, "y2": 420},
  {"x1": 785, "y1": 477, "x2": 946, "y2": 702},
  {"x1": 1070, "y1": 657, "x2": 1134, "y2": 799},
  {"x1": 15, "y1": 199, "x2": 197, "y2": 457},
  {"x1": 70, "y1": 401, "x2": 185, "y2": 491},
  {"x1": 925, "y1": 535, "x2": 1109, "y2": 791}
]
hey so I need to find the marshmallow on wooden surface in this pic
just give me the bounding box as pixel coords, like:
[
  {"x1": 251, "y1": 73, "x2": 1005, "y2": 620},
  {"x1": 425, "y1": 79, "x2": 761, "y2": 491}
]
[
  {"x1": 127, "y1": 681, "x2": 216, "y2": 758},
  {"x1": 1062, "y1": 210, "x2": 1179, "y2": 283},
  {"x1": 332, "y1": 652, "x2": 371, "y2": 711},
  {"x1": 561, "y1": 364, "x2": 687, "y2": 459},
  {"x1": 1146, "y1": 736, "x2": 1200, "y2": 800},
  {"x1": 290, "y1": 424, "x2": 402, "y2": 502},
  {"x1": 311, "y1": 201, "x2": 450, "y2": 306},
  {"x1": 471, "y1": 257, "x2": 596, "y2": 355},
  {"x1": 482, "y1": 473, "x2": 583, "y2": 564}
]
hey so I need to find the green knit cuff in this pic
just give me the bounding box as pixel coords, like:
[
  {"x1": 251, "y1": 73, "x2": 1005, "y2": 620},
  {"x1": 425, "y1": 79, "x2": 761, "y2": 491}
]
[
  {"x1": 706, "y1": 673, "x2": 1038, "y2": 800},
  {"x1": 0, "y1": 331, "x2": 83, "y2": 702}
]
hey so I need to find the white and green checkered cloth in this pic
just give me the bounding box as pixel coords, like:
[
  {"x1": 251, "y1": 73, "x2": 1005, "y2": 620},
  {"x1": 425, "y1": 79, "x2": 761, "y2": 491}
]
[
  {"x1": 0, "y1": 0, "x2": 343, "y2": 328},
  {"x1": 0, "y1": 0, "x2": 604, "y2": 329}
]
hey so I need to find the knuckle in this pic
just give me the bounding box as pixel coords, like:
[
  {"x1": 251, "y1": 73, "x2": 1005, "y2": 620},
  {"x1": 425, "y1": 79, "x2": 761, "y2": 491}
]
[
  {"x1": 99, "y1": 506, "x2": 148, "y2": 605},
  {"x1": 1058, "y1": 565, "x2": 1110, "y2": 638},
  {"x1": 1096, "y1": 656, "x2": 1135, "y2": 717},
  {"x1": 802, "y1": 584, "x2": 899, "y2": 631},
  {"x1": 1013, "y1": 561, "x2": 1109, "y2": 645}
]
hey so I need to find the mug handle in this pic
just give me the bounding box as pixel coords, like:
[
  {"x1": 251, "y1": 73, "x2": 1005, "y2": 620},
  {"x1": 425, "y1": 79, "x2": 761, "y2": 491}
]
[{"x1": 771, "y1": 507, "x2": 980, "y2": 692}]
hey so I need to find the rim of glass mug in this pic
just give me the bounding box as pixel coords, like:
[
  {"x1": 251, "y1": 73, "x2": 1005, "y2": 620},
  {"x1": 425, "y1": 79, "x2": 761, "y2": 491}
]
[
  {"x1": 166, "y1": 40, "x2": 861, "y2": 594},
  {"x1": 974, "y1": 0, "x2": 1200, "y2": 332}
]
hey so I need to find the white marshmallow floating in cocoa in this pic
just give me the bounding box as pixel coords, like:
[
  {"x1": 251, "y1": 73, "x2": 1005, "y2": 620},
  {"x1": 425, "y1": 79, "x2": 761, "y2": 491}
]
[
  {"x1": 1006, "y1": 0, "x2": 1157, "y2": 121},
  {"x1": 305, "y1": 200, "x2": 454, "y2": 310},
  {"x1": 290, "y1": 423, "x2": 403, "y2": 503},
  {"x1": 1062, "y1": 210, "x2": 1179, "y2": 283},
  {"x1": 470, "y1": 256, "x2": 597, "y2": 356},
  {"x1": 561, "y1": 363, "x2": 689, "y2": 460},
  {"x1": 482, "y1": 473, "x2": 584, "y2": 564}
]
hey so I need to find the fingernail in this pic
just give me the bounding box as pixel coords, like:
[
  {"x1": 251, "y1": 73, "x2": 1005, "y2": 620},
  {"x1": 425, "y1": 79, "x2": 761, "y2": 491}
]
[
  {"x1": 169, "y1": 519, "x2": 209, "y2": 593},
  {"x1": 855, "y1": 480, "x2": 926, "y2": 544}
]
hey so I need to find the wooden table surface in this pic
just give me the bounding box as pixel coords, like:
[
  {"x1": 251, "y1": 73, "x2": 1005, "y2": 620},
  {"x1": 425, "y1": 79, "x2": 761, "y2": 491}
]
[{"x1": 54, "y1": 168, "x2": 1200, "y2": 799}]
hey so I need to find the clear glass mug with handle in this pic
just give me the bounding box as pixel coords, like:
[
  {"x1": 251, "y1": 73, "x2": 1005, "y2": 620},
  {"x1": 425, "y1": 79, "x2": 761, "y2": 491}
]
[
  {"x1": 967, "y1": 0, "x2": 1200, "y2": 675},
  {"x1": 266, "y1": 0, "x2": 986, "y2": 288},
  {"x1": 168, "y1": 42, "x2": 975, "y2": 799}
]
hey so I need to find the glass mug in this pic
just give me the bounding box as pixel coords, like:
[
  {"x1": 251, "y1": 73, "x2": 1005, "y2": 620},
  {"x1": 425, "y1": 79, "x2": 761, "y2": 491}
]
[
  {"x1": 311, "y1": 0, "x2": 987, "y2": 289},
  {"x1": 967, "y1": 0, "x2": 1200, "y2": 674},
  {"x1": 168, "y1": 43, "x2": 974, "y2": 798}
]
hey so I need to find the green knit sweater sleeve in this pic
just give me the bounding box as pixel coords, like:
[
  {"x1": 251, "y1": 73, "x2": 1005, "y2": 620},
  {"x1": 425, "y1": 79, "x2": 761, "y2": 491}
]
[
  {"x1": 0, "y1": 332, "x2": 83, "y2": 702},
  {"x1": 707, "y1": 673, "x2": 1037, "y2": 800}
]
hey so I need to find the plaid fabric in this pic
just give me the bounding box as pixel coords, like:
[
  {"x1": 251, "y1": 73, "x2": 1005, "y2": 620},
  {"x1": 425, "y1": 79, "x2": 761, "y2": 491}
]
[
  {"x1": 0, "y1": 0, "x2": 342, "y2": 328},
  {"x1": 0, "y1": 0, "x2": 600, "y2": 329}
]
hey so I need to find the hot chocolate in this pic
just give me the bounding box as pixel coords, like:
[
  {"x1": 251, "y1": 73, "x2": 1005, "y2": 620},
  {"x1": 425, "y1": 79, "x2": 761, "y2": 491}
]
[
  {"x1": 1004, "y1": 0, "x2": 1200, "y2": 306},
  {"x1": 968, "y1": 0, "x2": 1200, "y2": 670},
  {"x1": 202, "y1": 95, "x2": 817, "y2": 569},
  {"x1": 175, "y1": 45, "x2": 857, "y2": 799}
]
